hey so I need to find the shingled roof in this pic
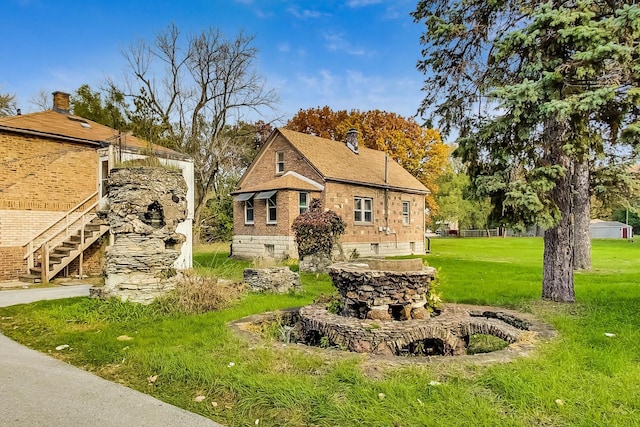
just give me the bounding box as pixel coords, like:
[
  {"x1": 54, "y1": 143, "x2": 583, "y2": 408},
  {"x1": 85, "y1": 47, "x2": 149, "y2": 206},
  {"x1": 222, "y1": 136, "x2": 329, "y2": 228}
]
[
  {"x1": 0, "y1": 110, "x2": 185, "y2": 159},
  {"x1": 274, "y1": 128, "x2": 428, "y2": 194}
]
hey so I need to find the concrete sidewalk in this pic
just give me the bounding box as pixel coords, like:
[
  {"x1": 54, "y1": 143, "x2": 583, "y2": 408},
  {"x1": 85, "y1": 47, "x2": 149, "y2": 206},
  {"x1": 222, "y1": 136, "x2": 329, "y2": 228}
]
[
  {"x1": 0, "y1": 286, "x2": 222, "y2": 426},
  {"x1": 0, "y1": 284, "x2": 92, "y2": 306}
]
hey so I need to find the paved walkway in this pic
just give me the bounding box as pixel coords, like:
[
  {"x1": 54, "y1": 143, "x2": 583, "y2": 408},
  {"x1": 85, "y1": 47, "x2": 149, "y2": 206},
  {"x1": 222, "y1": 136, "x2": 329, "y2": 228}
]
[{"x1": 0, "y1": 286, "x2": 222, "y2": 426}]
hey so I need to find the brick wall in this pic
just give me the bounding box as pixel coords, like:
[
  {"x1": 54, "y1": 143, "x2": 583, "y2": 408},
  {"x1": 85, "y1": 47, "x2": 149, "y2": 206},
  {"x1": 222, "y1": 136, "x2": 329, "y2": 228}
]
[
  {"x1": 0, "y1": 246, "x2": 24, "y2": 281},
  {"x1": 240, "y1": 134, "x2": 324, "y2": 190},
  {"x1": 0, "y1": 131, "x2": 98, "y2": 211},
  {"x1": 67, "y1": 236, "x2": 107, "y2": 277},
  {"x1": 324, "y1": 182, "x2": 425, "y2": 247},
  {"x1": 0, "y1": 210, "x2": 65, "y2": 246},
  {"x1": 0, "y1": 131, "x2": 100, "y2": 280}
]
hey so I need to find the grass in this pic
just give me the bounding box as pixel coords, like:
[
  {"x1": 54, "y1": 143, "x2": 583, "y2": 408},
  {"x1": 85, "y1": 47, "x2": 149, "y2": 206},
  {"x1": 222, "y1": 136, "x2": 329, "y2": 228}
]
[{"x1": 2, "y1": 238, "x2": 640, "y2": 426}]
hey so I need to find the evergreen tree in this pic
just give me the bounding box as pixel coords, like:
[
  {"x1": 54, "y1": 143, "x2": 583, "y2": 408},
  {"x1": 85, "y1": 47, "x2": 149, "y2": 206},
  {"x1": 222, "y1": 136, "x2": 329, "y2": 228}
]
[{"x1": 413, "y1": 0, "x2": 640, "y2": 302}]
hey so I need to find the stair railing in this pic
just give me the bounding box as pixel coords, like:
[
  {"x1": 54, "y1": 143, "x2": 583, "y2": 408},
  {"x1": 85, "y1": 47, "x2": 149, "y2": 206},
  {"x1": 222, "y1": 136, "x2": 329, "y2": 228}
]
[{"x1": 23, "y1": 191, "x2": 100, "y2": 282}]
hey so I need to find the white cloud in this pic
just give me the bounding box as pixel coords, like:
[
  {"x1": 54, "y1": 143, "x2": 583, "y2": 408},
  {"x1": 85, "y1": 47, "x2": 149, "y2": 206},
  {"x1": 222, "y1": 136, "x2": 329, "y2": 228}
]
[
  {"x1": 323, "y1": 32, "x2": 374, "y2": 57},
  {"x1": 278, "y1": 43, "x2": 290, "y2": 53},
  {"x1": 286, "y1": 7, "x2": 327, "y2": 19},
  {"x1": 346, "y1": 0, "x2": 382, "y2": 7},
  {"x1": 285, "y1": 69, "x2": 422, "y2": 118}
]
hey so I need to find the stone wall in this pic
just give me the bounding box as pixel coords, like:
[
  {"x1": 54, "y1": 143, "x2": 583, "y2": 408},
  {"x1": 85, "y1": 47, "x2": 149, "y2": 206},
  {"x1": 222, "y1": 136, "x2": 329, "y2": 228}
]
[
  {"x1": 243, "y1": 267, "x2": 301, "y2": 294},
  {"x1": 329, "y1": 261, "x2": 435, "y2": 320},
  {"x1": 94, "y1": 167, "x2": 187, "y2": 304},
  {"x1": 298, "y1": 304, "x2": 525, "y2": 356}
]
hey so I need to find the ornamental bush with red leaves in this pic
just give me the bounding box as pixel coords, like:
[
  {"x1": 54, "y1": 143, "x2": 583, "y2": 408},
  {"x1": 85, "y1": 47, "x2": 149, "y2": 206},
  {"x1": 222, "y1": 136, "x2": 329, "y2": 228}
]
[{"x1": 292, "y1": 199, "x2": 346, "y2": 259}]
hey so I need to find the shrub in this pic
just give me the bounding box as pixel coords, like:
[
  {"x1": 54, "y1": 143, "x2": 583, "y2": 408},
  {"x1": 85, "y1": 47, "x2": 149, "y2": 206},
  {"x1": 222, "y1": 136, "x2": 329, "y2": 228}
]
[
  {"x1": 155, "y1": 271, "x2": 246, "y2": 314},
  {"x1": 292, "y1": 199, "x2": 346, "y2": 258}
]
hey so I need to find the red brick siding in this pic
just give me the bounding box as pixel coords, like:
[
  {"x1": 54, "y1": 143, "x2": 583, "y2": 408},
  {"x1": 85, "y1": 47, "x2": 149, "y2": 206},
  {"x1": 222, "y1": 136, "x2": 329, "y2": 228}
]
[{"x1": 0, "y1": 247, "x2": 25, "y2": 281}]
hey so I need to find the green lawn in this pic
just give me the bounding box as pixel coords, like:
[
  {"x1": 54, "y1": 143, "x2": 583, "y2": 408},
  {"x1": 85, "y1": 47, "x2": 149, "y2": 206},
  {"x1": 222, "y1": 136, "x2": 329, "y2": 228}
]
[{"x1": 1, "y1": 238, "x2": 639, "y2": 426}]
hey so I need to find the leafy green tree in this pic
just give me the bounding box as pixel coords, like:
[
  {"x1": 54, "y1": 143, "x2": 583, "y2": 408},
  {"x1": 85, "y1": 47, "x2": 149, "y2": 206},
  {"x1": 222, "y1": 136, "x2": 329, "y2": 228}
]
[
  {"x1": 413, "y1": 0, "x2": 640, "y2": 302},
  {"x1": 433, "y1": 171, "x2": 493, "y2": 231},
  {"x1": 70, "y1": 84, "x2": 129, "y2": 130},
  {"x1": 199, "y1": 174, "x2": 237, "y2": 242}
]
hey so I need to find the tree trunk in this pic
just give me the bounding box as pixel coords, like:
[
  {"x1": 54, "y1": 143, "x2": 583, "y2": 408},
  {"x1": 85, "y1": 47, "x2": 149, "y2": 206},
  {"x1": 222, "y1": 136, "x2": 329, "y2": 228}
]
[
  {"x1": 573, "y1": 157, "x2": 591, "y2": 270},
  {"x1": 542, "y1": 120, "x2": 575, "y2": 303}
]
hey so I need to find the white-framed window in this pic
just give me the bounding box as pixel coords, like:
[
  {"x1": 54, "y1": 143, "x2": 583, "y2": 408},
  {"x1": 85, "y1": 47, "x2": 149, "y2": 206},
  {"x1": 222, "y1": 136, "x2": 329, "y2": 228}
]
[
  {"x1": 276, "y1": 151, "x2": 285, "y2": 174},
  {"x1": 402, "y1": 201, "x2": 410, "y2": 225},
  {"x1": 244, "y1": 199, "x2": 254, "y2": 225},
  {"x1": 354, "y1": 196, "x2": 373, "y2": 223},
  {"x1": 299, "y1": 192, "x2": 309, "y2": 214},
  {"x1": 267, "y1": 194, "x2": 277, "y2": 224}
]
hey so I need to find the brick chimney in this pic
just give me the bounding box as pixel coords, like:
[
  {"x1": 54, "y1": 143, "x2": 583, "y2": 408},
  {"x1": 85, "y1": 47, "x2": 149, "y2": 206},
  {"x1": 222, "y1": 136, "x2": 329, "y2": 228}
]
[
  {"x1": 345, "y1": 128, "x2": 359, "y2": 154},
  {"x1": 52, "y1": 91, "x2": 70, "y2": 114}
]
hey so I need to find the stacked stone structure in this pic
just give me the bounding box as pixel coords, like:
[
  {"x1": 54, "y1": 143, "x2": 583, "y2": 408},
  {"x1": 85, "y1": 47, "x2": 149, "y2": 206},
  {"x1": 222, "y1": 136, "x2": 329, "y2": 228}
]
[
  {"x1": 93, "y1": 167, "x2": 187, "y2": 304},
  {"x1": 329, "y1": 259, "x2": 435, "y2": 321}
]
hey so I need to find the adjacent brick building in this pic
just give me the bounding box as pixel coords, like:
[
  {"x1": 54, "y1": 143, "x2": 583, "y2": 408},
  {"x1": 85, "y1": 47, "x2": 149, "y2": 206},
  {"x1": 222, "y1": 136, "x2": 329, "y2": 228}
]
[
  {"x1": 0, "y1": 92, "x2": 194, "y2": 281},
  {"x1": 232, "y1": 128, "x2": 428, "y2": 259}
]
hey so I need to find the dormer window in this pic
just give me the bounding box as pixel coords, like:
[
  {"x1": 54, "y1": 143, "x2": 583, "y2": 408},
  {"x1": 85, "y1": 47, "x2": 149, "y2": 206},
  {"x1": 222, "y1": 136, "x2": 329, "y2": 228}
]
[{"x1": 276, "y1": 151, "x2": 285, "y2": 174}]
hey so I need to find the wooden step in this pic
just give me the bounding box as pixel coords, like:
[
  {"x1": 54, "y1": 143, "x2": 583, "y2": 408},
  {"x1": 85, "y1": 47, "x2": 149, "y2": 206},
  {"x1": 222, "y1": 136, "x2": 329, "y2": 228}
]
[
  {"x1": 49, "y1": 253, "x2": 68, "y2": 261},
  {"x1": 53, "y1": 246, "x2": 73, "y2": 255},
  {"x1": 19, "y1": 274, "x2": 42, "y2": 283}
]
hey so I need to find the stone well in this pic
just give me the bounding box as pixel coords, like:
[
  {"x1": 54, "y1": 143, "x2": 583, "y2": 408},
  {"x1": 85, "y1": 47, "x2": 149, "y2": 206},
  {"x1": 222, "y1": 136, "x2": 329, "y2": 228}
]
[{"x1": 329, "y1": 259, "x2": 435, "y2": 321}]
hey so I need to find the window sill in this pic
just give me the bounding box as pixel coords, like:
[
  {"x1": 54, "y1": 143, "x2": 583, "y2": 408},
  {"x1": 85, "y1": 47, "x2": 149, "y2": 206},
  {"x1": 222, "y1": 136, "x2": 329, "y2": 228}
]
[
  {"x1": 354, "y1": 222, "x2": 374, "y2": 226},
  {"x1": 244, "y1": 222, "x2": 254, "y2": 226},
  {"x1": 266, "y1": 222, "x2": 278, "y2": 226}
]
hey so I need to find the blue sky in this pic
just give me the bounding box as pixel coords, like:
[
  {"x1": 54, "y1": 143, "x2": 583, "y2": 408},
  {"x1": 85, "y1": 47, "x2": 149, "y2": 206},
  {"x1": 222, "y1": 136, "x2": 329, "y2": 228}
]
[{"x1": 1, "y1": 0, "x2": 426, "y2": 124}]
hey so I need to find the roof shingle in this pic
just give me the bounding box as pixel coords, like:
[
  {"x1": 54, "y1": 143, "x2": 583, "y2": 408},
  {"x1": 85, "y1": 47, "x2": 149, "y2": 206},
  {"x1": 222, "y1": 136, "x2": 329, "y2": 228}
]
[{"x1": 278, "y1": 128, "x2": 428, "y2": 193}]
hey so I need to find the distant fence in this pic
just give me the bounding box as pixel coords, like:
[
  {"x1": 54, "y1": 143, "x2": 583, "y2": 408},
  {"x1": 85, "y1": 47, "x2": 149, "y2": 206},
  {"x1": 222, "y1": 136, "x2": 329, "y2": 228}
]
[
  {"x1": 452, "y1": 227, "x2": 541, "y2": 238},
  {"x1": 459, "y1": 229, "x2": 499, "y2": 238}
]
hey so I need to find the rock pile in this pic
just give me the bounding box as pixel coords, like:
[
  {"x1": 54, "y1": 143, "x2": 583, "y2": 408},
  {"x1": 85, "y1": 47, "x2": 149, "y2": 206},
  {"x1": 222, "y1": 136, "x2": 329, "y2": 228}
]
[{"x1": 243, "y1": 267, "x2": 301, "y2": 294}]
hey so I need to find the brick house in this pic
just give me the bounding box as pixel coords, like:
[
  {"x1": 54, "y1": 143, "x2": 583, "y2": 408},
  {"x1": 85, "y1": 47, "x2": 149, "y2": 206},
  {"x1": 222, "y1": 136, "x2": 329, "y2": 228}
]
[
  {"x1": 232, "y1": 128, "x2": 428, "y2": 259},
  {"x1": 0, "y1": 91, "x2": 194, "y2": 282}
]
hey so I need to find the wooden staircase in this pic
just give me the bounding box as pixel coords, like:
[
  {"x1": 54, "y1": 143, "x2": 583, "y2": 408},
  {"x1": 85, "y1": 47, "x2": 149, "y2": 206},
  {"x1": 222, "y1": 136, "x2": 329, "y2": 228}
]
[{"x1": 21, "y1": 192, "x2": 110, "y2": 283}]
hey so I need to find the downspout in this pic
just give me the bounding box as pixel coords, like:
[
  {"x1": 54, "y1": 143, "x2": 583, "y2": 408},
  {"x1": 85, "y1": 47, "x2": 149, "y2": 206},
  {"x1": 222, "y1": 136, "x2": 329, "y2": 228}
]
[{"x1": 383, "y1": 154, "x2": 398, "y2": 248}]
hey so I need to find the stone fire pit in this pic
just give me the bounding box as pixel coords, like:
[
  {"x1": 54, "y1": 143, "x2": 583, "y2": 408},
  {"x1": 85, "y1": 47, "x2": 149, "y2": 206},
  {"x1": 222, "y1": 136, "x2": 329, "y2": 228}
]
[{"x1": 329, "y1": 259, "x2": 435, "y2": 321}]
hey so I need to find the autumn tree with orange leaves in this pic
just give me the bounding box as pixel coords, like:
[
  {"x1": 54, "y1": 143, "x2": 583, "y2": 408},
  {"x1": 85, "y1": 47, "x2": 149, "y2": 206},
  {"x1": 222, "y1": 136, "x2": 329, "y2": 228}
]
[{"x1": 286, "y1": 106, "x2": 450, "y2": 215}]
